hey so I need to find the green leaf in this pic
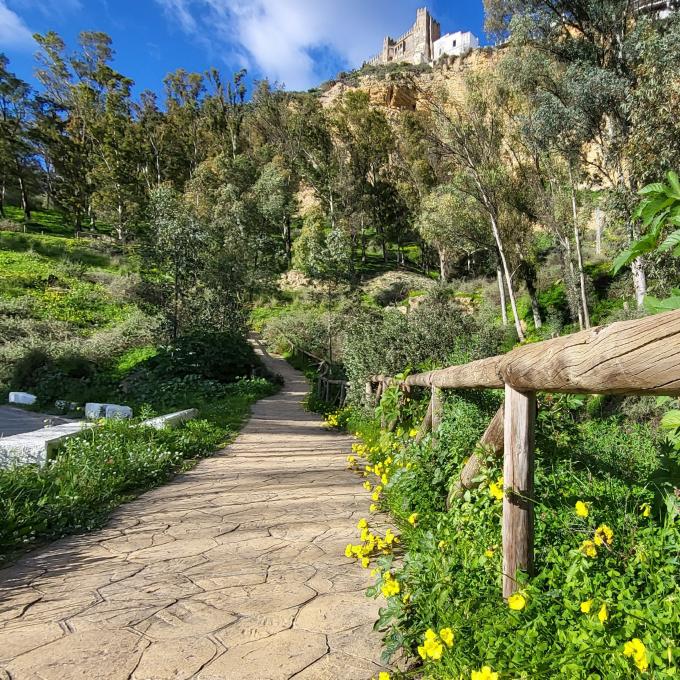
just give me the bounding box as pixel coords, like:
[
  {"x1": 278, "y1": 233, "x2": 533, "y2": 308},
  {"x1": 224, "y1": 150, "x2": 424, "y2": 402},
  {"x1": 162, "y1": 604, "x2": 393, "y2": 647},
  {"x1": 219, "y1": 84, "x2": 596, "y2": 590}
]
[
  {"x1": 660, "y1": 410, "x2": 680, "y2": 431},
  {"x1": 643, "y1": 295, "x2": 680, "y2": 313},
  {"x1": 611, "y1": 249, "x2": 634, "y2": 275},
  {"x1": 658, "y1": 229, "x2": 680, "y2": 254},
  {"x1": 666, "y1": 171, "x2": 680, "y2": 199},
  {"x1": 638, "y1": 182, "x2": 666, "y2": 196}
]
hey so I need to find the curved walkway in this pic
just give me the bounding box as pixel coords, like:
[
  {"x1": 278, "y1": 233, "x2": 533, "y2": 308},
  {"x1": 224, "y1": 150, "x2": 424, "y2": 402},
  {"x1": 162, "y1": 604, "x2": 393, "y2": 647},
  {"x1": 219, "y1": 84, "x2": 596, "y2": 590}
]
[{"x1": 0, "y1": 348, "x2": 388, "y2": 680}]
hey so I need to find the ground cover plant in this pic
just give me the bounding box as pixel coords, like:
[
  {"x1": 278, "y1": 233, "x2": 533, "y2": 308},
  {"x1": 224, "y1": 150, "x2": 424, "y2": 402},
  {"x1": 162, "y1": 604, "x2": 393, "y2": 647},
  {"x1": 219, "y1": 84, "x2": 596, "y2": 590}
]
[
  {"x1": 335, "y1": 392, "x2": 679, "y2": 679},
  {"x1": 0, "y1": 376, "x2": 277, "y2": 563}
]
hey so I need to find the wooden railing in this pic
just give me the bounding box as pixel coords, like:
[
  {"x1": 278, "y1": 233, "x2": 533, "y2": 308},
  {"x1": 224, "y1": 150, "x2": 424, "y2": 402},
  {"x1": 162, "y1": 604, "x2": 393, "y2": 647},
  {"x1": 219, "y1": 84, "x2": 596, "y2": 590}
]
[{"x1": 368, "y1": 308, "x2": 680, "y2": 598}]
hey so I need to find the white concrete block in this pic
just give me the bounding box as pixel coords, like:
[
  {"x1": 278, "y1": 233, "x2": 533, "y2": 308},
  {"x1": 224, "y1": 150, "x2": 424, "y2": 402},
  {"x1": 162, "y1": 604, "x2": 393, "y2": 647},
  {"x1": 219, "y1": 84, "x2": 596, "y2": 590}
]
[
  {"x1": 104, "y1": 404, "x2": 133, "y2": 420},
  {"x1": 0, "y1": 422, "x2": 92, "y2": 468},
  {"x1": 8, "y1": 392, "x2": 37, "y2": 406},
  {"x1": 85, "y1": 403, "x2": 106, "y2": 419},
  {"x1": 140, "y1": 409, "x2": 199, "y2": 430}
]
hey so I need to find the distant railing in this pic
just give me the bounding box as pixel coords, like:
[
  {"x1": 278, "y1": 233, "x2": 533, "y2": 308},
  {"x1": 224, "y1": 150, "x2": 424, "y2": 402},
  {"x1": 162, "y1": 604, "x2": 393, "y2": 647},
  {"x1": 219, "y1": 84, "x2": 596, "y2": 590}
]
[
  {"x1": 633, "y1": 0, "x2": 679, "y2": 13},
  {"x1": 368, "y1": 309, "x2": 680, "y2": 598}
]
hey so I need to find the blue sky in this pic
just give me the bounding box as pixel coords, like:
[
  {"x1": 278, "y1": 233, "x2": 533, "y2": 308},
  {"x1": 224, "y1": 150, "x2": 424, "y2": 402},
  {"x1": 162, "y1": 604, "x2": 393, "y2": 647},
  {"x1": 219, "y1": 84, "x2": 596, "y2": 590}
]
[{"x1": 0, "y1": 0, "x2": 486, "y2": 96}]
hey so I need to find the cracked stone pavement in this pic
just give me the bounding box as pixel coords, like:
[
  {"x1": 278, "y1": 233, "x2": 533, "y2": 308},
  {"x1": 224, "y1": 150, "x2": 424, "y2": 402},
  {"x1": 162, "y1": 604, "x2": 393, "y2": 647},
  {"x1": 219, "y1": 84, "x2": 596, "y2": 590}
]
[{"x1": 0, "y1": 347, "x2": 391, "y2": 680}]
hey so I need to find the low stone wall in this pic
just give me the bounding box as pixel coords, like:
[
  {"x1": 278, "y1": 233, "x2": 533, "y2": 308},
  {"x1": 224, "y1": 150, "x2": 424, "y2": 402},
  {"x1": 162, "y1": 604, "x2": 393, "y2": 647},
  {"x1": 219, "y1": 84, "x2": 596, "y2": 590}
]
[{"x1": 0, "y1": 409, "x2": 199, "y2": 468}]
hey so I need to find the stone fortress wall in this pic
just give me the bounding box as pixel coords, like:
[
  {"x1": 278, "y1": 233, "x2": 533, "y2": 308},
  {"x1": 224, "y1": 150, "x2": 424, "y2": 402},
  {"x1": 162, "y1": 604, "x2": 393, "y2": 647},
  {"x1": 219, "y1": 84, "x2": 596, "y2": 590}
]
[{"x1": 366, "y1": 8, "x2": 441, "y2": 66}]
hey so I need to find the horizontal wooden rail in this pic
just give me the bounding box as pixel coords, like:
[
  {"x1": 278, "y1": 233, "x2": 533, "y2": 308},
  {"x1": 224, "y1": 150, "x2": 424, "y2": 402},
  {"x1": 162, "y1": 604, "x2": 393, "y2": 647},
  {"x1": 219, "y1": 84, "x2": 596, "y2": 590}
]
[
  {"x1": 367, "y1": 309, "x2": 680, "y2": 599},
  {"x1": 371, "y1": 309, "x2": 680, "y2": 396}
]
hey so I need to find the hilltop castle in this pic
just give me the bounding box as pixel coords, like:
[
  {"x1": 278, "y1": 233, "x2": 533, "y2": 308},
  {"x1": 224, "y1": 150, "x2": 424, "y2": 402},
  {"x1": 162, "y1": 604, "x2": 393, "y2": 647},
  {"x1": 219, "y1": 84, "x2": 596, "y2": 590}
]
[{"x1": 366, "y1": 8, "x2": 479, "y2": 67}]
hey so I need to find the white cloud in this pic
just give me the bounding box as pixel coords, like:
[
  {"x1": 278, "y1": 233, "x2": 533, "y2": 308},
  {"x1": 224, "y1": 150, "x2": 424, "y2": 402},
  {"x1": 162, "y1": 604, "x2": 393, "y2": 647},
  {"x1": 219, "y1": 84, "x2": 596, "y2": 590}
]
[
  {"x1": 0, "y1": 0, "x2": 34, "y2": 51},
  {"x1": 156, "y1": 0, "x2": 423, "y2": 90}
]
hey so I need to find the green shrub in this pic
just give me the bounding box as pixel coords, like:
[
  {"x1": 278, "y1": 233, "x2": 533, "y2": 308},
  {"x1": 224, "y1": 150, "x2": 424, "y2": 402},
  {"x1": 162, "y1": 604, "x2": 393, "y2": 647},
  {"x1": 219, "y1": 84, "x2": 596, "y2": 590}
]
[
  {"x1": 138, "y1": 330, "x2": 261, "y2": 383},
  {"x1": 347, "y1": 393, "x2": 679, "y2": 679}
]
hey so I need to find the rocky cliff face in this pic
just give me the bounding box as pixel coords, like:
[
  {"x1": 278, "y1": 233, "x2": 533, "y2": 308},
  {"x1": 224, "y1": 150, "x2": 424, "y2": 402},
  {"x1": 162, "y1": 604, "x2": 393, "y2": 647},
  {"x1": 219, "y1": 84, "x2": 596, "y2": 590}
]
[{"x1": 318, "y1": 48, "x2": 502, "y2": 112}]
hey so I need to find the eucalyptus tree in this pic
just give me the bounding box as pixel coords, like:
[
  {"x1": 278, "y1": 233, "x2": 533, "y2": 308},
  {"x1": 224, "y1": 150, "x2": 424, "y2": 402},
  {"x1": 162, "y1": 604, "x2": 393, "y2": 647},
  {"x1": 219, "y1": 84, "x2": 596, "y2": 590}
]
[
  {"x1": 424, "y1": 75, "x2": 526, "y2": 341},
  {"x1": 484, "y1": 0, "x2": 680, "y2": 306},
  {"x1": 0, "y1": 55, "x2": 37, "y2": 220},
  {"x1": 415, "y1": 182, "x2": 491, "y2": 283}
]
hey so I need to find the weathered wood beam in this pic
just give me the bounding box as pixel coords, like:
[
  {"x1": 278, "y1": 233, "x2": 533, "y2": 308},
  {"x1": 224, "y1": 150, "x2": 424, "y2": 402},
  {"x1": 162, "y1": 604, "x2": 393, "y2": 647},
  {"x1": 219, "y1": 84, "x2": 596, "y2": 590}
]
[
  {"x1": 447, "y1": 405, "x2": 504, "y2": 507},
  {"x1": 499, "y1": 309, "x2": 680, "y2": 396},
  {"x1": 415, "y1": 397, "x2": 433, "y2": 443},
  {"x1": 502, "y1": 386, "x2": 536, "y2": 599},
  {"x1": 372, "y1": 309, "x2": 680, "y2": 397}
]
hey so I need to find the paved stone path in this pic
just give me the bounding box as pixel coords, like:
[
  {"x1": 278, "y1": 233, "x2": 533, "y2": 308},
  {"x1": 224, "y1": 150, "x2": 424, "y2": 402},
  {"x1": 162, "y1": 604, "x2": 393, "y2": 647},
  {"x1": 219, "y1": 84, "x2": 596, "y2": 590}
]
[{"x1": 0, "y1": 348, "x2": 389, "y2": 680}]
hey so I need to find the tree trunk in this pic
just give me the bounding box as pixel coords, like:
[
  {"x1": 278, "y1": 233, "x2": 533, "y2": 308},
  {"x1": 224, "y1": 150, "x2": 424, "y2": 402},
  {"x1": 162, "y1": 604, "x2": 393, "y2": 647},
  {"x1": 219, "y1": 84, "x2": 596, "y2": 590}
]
[
  {"x1": 526, "y1": 275, "x2": 542, "y2": 330},
  {"x1": 439, "y1": 248, "x2": 448, "y2": 283},
  {"x1": 283, "y1": 217, "x2": 292, "y2": 265},
  {"x1": 569, "y1": 167, "x2": 590, "y2": 328},
  {"x1": 594, "y1": 207, "x2": 604, "y2": 256},
  {"x1": 490, "y1": 214, "x2": 525, "y2": 341},
  {"x1": 497, "y1": 264, "x2": 508, "y2": 326},
  {"x1": 631, "y1": 255, "x2": 647, "y2": 308},
  {"x1": 17, "y1": 173, "x2": 31, "y2": 220},
  {"x1": 0, "y1": 176, "x2": 5, "y2": 217}
]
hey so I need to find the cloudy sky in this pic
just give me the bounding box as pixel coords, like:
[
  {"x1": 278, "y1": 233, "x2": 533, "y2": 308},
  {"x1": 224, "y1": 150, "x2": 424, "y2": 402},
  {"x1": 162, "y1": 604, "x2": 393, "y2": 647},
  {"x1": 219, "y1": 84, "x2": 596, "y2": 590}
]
[{"x1": 0, "y1": 0, "x2": 486, "y2": 94}]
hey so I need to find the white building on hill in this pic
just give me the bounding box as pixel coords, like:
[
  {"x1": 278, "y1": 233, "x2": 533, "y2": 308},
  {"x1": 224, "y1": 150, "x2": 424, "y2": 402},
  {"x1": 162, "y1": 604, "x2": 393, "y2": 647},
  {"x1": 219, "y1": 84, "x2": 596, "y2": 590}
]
[{"x1": 433, "y1": 31, "x2": 479, "y2": 59}]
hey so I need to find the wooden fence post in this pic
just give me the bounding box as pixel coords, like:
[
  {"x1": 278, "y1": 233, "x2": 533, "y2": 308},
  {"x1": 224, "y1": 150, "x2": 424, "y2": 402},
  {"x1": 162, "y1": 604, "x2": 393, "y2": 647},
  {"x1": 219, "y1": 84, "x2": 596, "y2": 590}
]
[
  {"x1": 502, "y1": 384, "x2": 536, "y2": 599},
  {"x1": 431, "y1": 387, "x2": 444, "y2": 437}
]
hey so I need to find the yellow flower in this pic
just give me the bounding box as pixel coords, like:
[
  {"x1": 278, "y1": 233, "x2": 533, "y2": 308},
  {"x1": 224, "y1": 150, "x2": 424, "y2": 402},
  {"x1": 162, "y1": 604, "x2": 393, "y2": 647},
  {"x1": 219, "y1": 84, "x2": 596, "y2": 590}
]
[
  {"x1": 508, "y1": 593, "x2": 526, "y2": 611},
  {"x1": 471, "y1": 667, "x2": 499, "y2": 680},
  {"x1": 380, "y1": 577, "x2": 400, "y2": 598},
  {"x1": 402, "y1": 592, "x2": 411, "y2": 604},
  {"x1": 361, "y1": 557, "x2": 370, "y2": 569},
  {"x1": 381, "y1": 474, "x2": 388, "y2": 485},
  {"x1": 384, "y1": 528, "x2": 396, "y2": 545},
  {"x1": 623, "y1": 638, "x2": 649, "y2": 673},
  {"x1": 420, "y1": 629, "x2": 444, "y2": 660},
  {"x1": 344, "y1": 544, "x2": 353, "y2": 558},
  {"x1": 357, "y1": 518, "x2": 368, "y2": 530},
  {"x1": 439, "y1": 627, "x2": 454, "y2": 648},
  {"x1": 361, "y1": 528, "x2": 370, "y2": 542},
  {"x1": 378, "y1": 673, "x2": 391, "y2": 680},
  {"x1": 408, "y1": 512, "x2": 419, "y2": 526},
  {"x1": 598, "y1": 603, "x2": 608, "y2": 624},
  {"x1": 363, "y1": 481, "x2": 372, "y2": 491},
  {"x1": 580, "y1": 599, "x2": 593, "y2": 614},
  {"x1": 409, "y1": 428, "x2": 418, "y2": 438},
  {"x1": 575, "y1": 501, "x2": 589, "y2": 518},
  {"x1": 594, "y1": 524, "x2": 613, "y2": 547},
  {"x1": 640, "y1": 503, "x2": 652, "y2": 518},
  {"x1": 489, "y1": 477, "x2": 504, "y2": 501},
  {"x1": 581, "y1": 539, "x2": 598, "y2": 558},
  {"x1": 438, "y1": 540, "x2": 448, "y2": 550},
  {"x1": 484, "y1": 548, "x2": 495, "y2": 558},
  {"x1": 369, "y1": 503, "x2": 378, "y2": 512}
]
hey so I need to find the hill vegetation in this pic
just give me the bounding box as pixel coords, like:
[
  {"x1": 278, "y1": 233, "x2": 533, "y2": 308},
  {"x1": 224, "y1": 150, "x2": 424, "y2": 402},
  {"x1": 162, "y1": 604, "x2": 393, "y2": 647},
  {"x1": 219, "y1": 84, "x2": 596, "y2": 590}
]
[{"x1": 0, "y1": 0, "x2": 679, "y2": 675}]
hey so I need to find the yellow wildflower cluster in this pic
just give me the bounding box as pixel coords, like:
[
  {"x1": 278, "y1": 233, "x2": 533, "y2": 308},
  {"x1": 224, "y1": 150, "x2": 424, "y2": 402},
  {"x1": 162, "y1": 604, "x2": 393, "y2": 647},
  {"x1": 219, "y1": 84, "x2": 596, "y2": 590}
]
[
  {"x1": 575, "y1": 500, "x2": 589, "y2": 518},
  {"x1": 640, "y1": 502, "x2": 652, "y2": 518},
  {"x1": 409, "y1": 427, "x2": 419, "y2": 438},
  {"x1": 489, "y1": 476, "x2": 504, "y2": 501},
  {"x1": 325, "y1": 413, "x2": 339, "y2": 428},
  {"x1": 370, "y1": 673, "x2": 390, "y2": 680},
  {"x1": 344, "y1": 519, "x2": 400, "y2": 568},
  {"x1": 471, "y1": 667, "x2": 499, "y2": 680},
  {"x1": 580, "y1": 523, "x2": 614, "y2": 558},
  {"x1": 623, "y1": 638, "x2": 649, "y2": 673},
  {"x1": 408, "y1": 512, "x2": 418, "y2": 526},
  {"x1": 380, "y1": 571, "x2": 400, "y2": 597},
  {"x1": 346, "y1": 455, "x2": 357, "y2": 470},
  {"x1": 417, "y1": 628, "x2": 454, "y2": 661}
]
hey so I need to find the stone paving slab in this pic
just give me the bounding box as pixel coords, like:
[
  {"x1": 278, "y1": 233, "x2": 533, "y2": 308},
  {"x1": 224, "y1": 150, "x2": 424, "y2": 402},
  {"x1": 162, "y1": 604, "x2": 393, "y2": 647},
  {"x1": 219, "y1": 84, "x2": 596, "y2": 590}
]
[{"x1": 0, "y1": 346, "x2": 389, "y2": 680}]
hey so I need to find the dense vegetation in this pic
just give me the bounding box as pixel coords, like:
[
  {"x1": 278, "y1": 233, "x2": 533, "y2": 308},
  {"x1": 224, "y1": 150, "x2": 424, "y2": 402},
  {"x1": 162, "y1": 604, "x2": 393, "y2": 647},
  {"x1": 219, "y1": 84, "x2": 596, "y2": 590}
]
[{"x1": 1, "y1": 0, "x2": 679, "y2": 675}]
